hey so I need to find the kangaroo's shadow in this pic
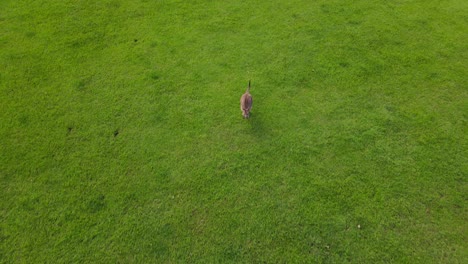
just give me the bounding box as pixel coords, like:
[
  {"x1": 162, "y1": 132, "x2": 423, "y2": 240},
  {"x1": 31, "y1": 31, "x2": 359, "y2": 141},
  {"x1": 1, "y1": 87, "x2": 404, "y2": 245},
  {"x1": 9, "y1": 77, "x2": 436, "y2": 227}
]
[{"x1": 246, "y1": 112, "x2": 270, "y2": 139}]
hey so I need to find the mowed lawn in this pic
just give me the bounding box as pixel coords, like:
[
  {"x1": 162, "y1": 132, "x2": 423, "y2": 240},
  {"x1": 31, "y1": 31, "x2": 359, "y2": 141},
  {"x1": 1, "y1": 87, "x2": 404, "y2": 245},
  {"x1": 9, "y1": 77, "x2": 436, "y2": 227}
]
[{"x1": 1, "y1": 0, "x2": 467, "y2": 262}]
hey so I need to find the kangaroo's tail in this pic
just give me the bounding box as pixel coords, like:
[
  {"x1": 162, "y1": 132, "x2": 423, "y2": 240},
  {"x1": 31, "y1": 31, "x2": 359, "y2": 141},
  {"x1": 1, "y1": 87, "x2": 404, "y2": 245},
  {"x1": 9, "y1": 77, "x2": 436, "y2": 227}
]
[{"x1": 247, "y1": 80, "x2": 251, "y2": 93}]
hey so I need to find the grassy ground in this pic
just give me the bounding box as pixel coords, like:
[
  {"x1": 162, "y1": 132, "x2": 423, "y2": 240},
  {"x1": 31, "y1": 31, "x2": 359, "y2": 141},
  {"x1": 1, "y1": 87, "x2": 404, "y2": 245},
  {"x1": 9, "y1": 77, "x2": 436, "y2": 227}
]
[{"x1": 1, "y1": 0, "x2": 467, "y2": 262}]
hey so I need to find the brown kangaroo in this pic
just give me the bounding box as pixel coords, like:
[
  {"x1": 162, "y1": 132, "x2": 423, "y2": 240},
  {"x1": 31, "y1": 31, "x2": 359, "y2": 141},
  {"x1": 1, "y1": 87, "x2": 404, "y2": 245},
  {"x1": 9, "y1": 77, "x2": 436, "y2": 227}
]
[{"x1": 240, "y1": 80, "x2": 253, "y2": 118}]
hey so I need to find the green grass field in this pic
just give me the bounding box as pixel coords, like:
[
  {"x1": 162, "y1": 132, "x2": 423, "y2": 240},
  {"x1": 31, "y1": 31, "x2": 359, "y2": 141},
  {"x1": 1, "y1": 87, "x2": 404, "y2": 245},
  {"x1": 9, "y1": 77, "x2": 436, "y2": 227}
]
[{"x1": 1, "y1": 0, "x2": 467, "y2": 262}]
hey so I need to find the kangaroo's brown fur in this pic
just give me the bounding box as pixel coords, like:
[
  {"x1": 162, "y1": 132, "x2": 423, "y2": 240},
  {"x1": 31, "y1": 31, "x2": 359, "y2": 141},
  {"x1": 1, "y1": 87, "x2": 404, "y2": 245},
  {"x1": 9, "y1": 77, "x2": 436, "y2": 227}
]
[{"x1": 240, "y1": 80, "x2": 253, "y2": 118}]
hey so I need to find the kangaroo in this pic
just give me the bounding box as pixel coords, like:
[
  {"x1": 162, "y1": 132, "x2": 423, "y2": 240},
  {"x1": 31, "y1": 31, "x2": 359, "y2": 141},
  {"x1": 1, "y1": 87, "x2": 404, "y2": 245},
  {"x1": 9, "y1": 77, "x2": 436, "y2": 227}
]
[{"x1": 240, "y1": 80, "x2": 253, "y2": 118}]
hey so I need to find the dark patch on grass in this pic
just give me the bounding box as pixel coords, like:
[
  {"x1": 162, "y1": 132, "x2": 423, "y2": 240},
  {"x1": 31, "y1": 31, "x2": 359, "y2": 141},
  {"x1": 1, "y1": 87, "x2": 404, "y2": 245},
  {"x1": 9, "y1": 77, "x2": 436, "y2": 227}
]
[
  {"x1": 385, "y1": 105, "x2": 396, "y2": 113},
  {"x1": 76, "y1": 80, "x2": 86, "y2": 90},
  {"x1": 348, "y1": 20, "x2": 361, "y2": 26},
  {"x1": 426, "y1": 72, "x2": 439, "y2": 80},
  {"x1": 150, "y1": 72, "x2": 159, "y2": 80},
  {"x1": 339, "y1": 62, "x2": 349, "y2": 68},
  {"x1": 105, "y1": 1, "x2": 121, "y2": 9},
  {"x1": 151, "y1": 241, "x2": 169, "y2": 257},
  {"x1": 69, "y1": 30, "x2": 107, "y2": 49},
  {"x1": 223, "y1": 245, "x2": 242, "y2": 261},
  {"x1": 134, "y1": 39, "x2": 138, "y2": 43},
  {"x1": 18, "y1": 115, "x2": 29, "y2": 125},
  {"x1": 0, "y1": 230, "x2": 9, "y2": 245},
  {"x1": 75, "y1": 77, "x2": 92, "y2": 91},
  {"x1": 87, "y1": 194, "x2": 106, "y2": 213},
  {"x1": 114, "y1": 129, "x2": 119, "y2": 137},
  {"x1": 70, "y1": 39, "x2": 85, "y2": 49},
  {"x1": 320, "y1": 4, "x2": 330, "y2": 13},
  {"x1": 320, "y1": 4, "x2": 344, "y2": 14},
  {"x1": 67, "y1": 126, "x2": 73, "y2": 135},
  {"x1": 75, "y1": 79, "x2": 89, "y2": 91},
  {"x1": 25, "y1": 32, "x2": 36, "y2": 38},
  {"x1": 20, "y1": 197, "x2": 40, "y2": 211}
]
